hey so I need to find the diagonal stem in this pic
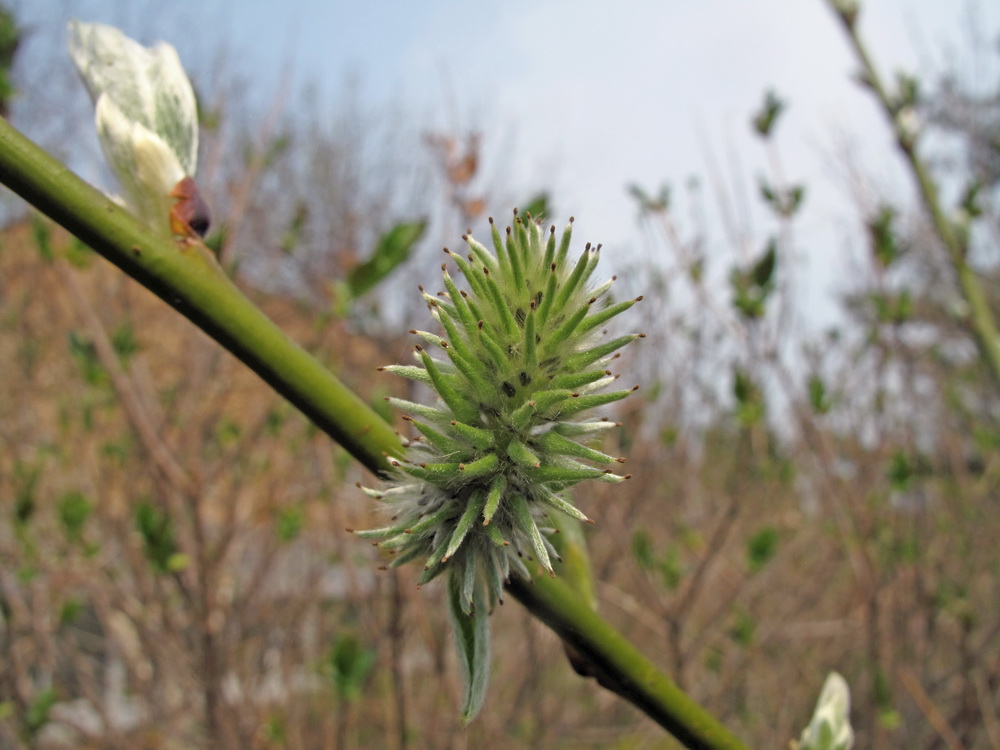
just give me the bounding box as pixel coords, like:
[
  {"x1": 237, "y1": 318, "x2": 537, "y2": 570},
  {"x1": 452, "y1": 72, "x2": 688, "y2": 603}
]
[
  {"x1": 0, "y1": 117, "x2": 750, "y2": 750},
  {"x1": 0, "y1": 118, "x2": 402, "y2": 477}
]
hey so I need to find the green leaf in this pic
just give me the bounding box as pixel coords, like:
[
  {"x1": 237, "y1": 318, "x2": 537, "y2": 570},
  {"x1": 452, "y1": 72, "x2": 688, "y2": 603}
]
[
  {"x1": 24, "y1": 687, "x2": 57, "y2": 736},
  {"x1": 658, "y1": 545, "x2": 683, "y2": 590},
  {"x1": 808, "y1": 375, "x2": 831, "y2": 414},
  {"x1": 759, "y1": 180, "x2": 806, "y2": 218},
  {"x1": 733, "y1": 368, "x2": 765, "y2": 426},
  {"x1": 346, "y1": 219, "x2": 427, "y2": 298},
  {"x1": 276, "y1": 506, "x2": 303, "y2": 542},
  {"x1": 728, "y1": 609, "x2": 756, "y2": 647},
  {"x1": 746, "y1": 526, "x2": 779, "y2": 573},
  {"x1": 135, "y1": 500, "x2": 180, "y2": 574},
  {"x1": 869, "y1": 205, "x2": 901, "y2": 268},
  {"x1": 631, "y1": 528, "x2": 654, "y2": 570},
  {"x1": 59, "y1": 597, "x2": 85, "y2": 626},
  {"x1": 960, "y1": 180, "x2": 983, "y2": 219},
  {"x1": 447, "y1": 568, "x2": 490, "y2": 722},
  {"x1": 730, "y1": 240, "x2": 777, "y2": 319},
  {"x1": 627, "y1": 182, "x2": 669, "y2": 213},
  {"x1": 279, "y1": 202, "x2": 309, "y2": 255},
  {"x1": 64, "y1": 236, "x2": 94, "y2": 268},
  {"x1": 13, "y1": 460, "x2": 39, "y2": 526},
  {"x1": 752, "y1": 242, "x2": 777, "y2": 288},
  {"x1": 324, "y1": 633, "x2": 376, "y2": 702},
  {"x1": 894, "y1": 70, "x2": 920, "y2": 108},
  {"x1": 887, "y1": 451, "x2": 913, "y2": 491},
  {"x1": 111, "y1": 319, "x2": 139, "y2": 364},
  {"x1": 752, "y1": 89, "x2": 785, "y2": 138},
  {"x1": 521, "y1": 192, "x2": 550, "y2": 221},
  {"x1": 68, "y1": 331, "x2": 106, "y2": 386},
  {"x1": 31, "y1": 214, "x2": 53, "y2": 262},
  {"x1": 58, "y1": 491, "x2": 92, "y2": 541}
]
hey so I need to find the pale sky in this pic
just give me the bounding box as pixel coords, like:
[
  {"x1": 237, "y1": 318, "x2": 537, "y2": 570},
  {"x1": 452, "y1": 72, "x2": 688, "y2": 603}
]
[{"x1": 16, "y1": 0, "x2": 1000, "y2": 327}]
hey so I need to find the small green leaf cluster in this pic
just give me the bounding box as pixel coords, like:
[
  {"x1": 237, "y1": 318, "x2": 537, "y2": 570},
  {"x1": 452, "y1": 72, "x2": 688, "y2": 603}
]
[
  {"x1": 730, "y1": 240, "x2": 777, "y2": 320},
  {"x1": 358, "y1": 211, "x2": 641, "y2": 718},
  {"x1": 752, "y1": 89, "x2": 786, "y2": 138}
]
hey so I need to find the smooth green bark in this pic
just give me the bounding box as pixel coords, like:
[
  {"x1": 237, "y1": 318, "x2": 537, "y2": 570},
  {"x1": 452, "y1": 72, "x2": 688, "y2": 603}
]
[
  {"x1": 0, "y1": 118, "x2": 402, "y2": 477},
  {"x1": 0, "y1": 117, "x2": 750, "y2": 750}
]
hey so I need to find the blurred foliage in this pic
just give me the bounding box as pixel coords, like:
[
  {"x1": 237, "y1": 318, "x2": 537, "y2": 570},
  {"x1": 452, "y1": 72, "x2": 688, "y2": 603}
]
[
  {"x1": 344, "y1": 219, "x2": 427, "y2": 300},
  {"x1": 22, "y1": 688, "x2": 56, "y2": 740},
  {"x1": 752, "y1": 89, "x2": 785, "y2": 138},
  {"x1": 0, "y1": 3, "x2": 20, "y2": 118},
  {"x1": 57, "y1": 490, "x2": 92, "y2": 542},
  {"x1": 135, "y1": 500, "x2": 186, "y2": 574},
  {"x1": 759, "y1": 179, "x2": 805, "y2": 218},
  {"x1": 323, "y1": 633, "x2": 376, "y2": 703},
  {"x1": 628, "y1": 182, "x2": 671, "y2": 214},
  {"x1": 730, "y1": 240, "x2": 777, "y2": 320},
  {"x1": 745, "y1": 526, "x2": 778, "y2": 574},
  {"x1": 868, "y1": 205, "x2": 902, "y2": 268},
  {"x1": 521, "y1": 192, "x2": 551, "y2": 222}
]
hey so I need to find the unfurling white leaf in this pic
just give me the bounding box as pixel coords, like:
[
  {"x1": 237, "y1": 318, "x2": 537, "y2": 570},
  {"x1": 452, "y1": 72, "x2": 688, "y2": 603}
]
[{"x1": 68, "y1": 20, "x2": 198, "y2": 234}]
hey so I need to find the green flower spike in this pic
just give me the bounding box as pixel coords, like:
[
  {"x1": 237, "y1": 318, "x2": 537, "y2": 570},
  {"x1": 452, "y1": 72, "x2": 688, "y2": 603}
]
[{"x1": 359, "y1": 211, "x2": 642, "y2": 720}]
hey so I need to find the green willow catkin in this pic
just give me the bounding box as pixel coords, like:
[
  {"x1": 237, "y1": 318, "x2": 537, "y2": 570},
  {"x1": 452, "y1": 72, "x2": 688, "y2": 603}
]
[{"x1": 357, "y1": 211, "x2": 641, "y2": 718}]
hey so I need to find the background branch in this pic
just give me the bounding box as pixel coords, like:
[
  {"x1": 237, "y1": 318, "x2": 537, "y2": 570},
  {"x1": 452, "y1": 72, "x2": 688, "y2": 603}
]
[{"x1": 0, "y1": 117, "x2": 750, "y2": 750}]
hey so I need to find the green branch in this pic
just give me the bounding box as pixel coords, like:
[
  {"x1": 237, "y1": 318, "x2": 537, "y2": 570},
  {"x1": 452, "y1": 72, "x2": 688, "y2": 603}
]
[
  {"x1": 0, "y1": 117, "x2": 750, "y2": 750},
  {"x1": 826, "y1": 0, "x2": 1000, "y2": 393},
  {"x1": 508, "y1": 573, "x2": 750, "y2": 750},
  {"x1": 0, "y1": 118, "x2": 402, "y2": 477}
]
